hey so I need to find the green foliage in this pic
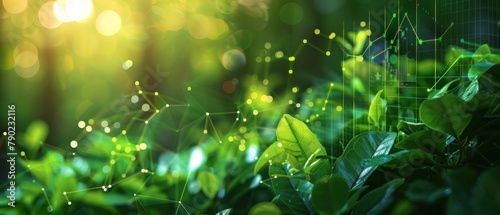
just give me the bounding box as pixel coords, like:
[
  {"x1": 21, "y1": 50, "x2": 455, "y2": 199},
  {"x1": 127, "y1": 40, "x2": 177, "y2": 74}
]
[
  {"x1": 311, "y1": 174, "x2": 350, "y2": 215},
  {"x1": 353, "y1": 179, "x2": 404, "y2": 215},
  {"x1": 419, "y1": 94, "x2": 472, "y2": 137},
  {"x1": 249, "y1": 202, "x2": 281, "y2": 215},
  {"x1": 197, "y1": 171, "x2": 220, "y2": 199},
  {"x1": 368, "y1": 90, "x2": 385, "y2": 129},
  {"x1": 275, "y1": 114, "x2": 331, "y2": 182},
  {"x1": 333, "y1": 131, "x2": 397, "y2": 189}
]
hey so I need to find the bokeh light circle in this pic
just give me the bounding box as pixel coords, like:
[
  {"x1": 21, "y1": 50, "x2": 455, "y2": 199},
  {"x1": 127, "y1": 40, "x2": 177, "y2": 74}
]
[
  {"x1": 96, "y1": 10, "x2": 122, "y2": 36},
  {"x1": 221, "y1": 49, "x2": 246, "y2": 71},
  {"x1": 39, "y1": 1, "x2": 62, "y2": 29},
  {"x1": 3, "y1": 0, "x2": 27, "y2": 14},
  {"x1": 279, "y1": 2, "x2": 303, "y2": 25}
]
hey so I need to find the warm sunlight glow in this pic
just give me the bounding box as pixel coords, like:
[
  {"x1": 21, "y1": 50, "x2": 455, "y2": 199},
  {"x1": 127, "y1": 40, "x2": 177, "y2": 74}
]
[
  {"x1": 96, "y1": 10, "x2": 122, "y2": 36},
  {"x1": 3, "y1": 0, "x2": 27, "y2": 14},
  {"x1": 53, "y1": 0, "x2": 93, "y2": 23}
]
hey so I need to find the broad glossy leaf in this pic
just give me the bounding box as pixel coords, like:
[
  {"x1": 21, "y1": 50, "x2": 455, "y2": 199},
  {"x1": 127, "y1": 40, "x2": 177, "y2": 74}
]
[
  {"x1": 428, "y1": 78, "x2": 460, "y2": 99},
  {"x1": 270, "y1": 163, "x2": 314, "y2": 214},
  {"x1": 382, "y1": 149, "x2": 435, "y2": 169},
  {"x1": 368, "y1": 90, "x2": 384, "y2": 128},
  {"x1": 276, "y1": 114, "x2": 330, "y2": 182},
  {"x1": 472, "y1": 164, "x2": 500, "y2": 214},
  {"x1": 397, "y1": 120, "x2": 427, "y2": 135},
  {"x1": 254, "y1": 142, "x2": 286, "y2": 175},
  {"x1": 361, "y1": 150, "x2": 410, "y2": 168},
  {"x1": 311, "y1": 174, "x2": 349, "y2": 214},
  {"x1": 460, "y1": 80, "x2": 479, "y2": 102},
  {"x1": 333, "y1": 131, "x2": 397, "y2": 189},
  {"x1": 197, "y1": 171, "x2": 220, "y2": 199},
  {"x1": 468, "y1": 61, "x2": 494, "y2": 80},
  {"x1": 419, "y1": 94, "x2": 472, "y2": 137},
  {"x1": 472, "y1": 44, "x2": 491, "y2": 64},
  {"x1": 353, "y1": 178, "x2": 405, "y2": 215},
  {"x1": 395, "y1": 130, "x2": 447, "y2": 154},
  {"x1": 249, "y1": 202, "x2": 281, "y2": 215}
]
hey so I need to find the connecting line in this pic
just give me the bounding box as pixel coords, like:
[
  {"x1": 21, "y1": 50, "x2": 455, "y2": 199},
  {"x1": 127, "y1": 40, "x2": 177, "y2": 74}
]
[{"x1": 427, "y1": 55, "x2": 463, "y2": 92}]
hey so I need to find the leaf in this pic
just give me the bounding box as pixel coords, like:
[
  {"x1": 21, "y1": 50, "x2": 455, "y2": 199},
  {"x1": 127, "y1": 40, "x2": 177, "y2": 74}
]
[
  {"x1": 460, "y1": 80, "x2": 479, "y2": 102},
  {"x1": 249, "y1": 202, "x2": 281, "y2": 215},
  {"x1": 445, "y1": 168, "x2": 478, "y2": 215},
  {"x1": 361, "y1": 150, "x2": 410, "y2": 168},
  {"x1": 215, "y1": 208, "x2": 233, "y2": 215},
  {"x1": 428, "y1": 78, "x2": 461, "y2": 99},
  {"x1": 472, "y1": 164, "x2": 500, "y2": 214},
  {"x1": 395, "y1": 130, "x2": 447, "y2": 154},
  {"x1": 270, "y1": 162, "x2": 314, "y2": 214},
  {"x1": 311, "y1": 174, "x2": 350, "y2": 214},
  {"x1": 197, "y1": 171, "x2": 220, "y2": 199},
  {"x1": 404, "y1": 180, "x2": 447, "y2": 204},
  {"x1": 382, "y1": 149, "x2": 435, "y2": 169},
  {"x1": 419, "y1": 94, "x2": 472, "y2": 137},
  {"x1": 353, "y1": 178, "x2": 405, "y2": 215},
  {"x1": 254, "y1": 142, "x2": 286, "y2": 175},
  {"x1": 333, "y1": 131, "x2": 397, "y2": 189},
  {"x1": 368, "y1": 90, "x2": 385, "y2": 128},
  {"x1": 343, "y1": 186, "x2": 369, "y2": 212},
  {"x1": 468, "y1": 61, "x2": 495, "y2": 80},
  {"x1": 472, "y1": 44, "x2": 491, "y2": 64},
  {"x1": 23, "y1": 120, "x2": 49, "y2": 154},
  {"x1": 397, "y1": 120, "x2": 427, "y2": 135},
  {"x1": 276, "y1": 114, "x2": 330, "y2": 182}
]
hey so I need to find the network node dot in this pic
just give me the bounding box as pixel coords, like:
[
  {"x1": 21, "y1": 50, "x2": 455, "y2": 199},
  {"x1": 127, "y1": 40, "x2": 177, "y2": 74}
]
[
  {"x1": 302, "y1": 39, "x2": 307, "y2": 44},
  {"x1": 68, "y1": 202, "x2": 72, "y2": 205},
  {"x1": 314, "y1": 29, "x2": 320, "y2": 35},
  {"x1": 206, "y1": 112, "x2": 209, "y2": 116},
  {"x1": 145, "y1": 121, "x2": 149, "y2": 124},
  {"x1": 63, "y1": 192, "x2": 66, "y2": 195},
  {"x1": 166, "y1": 104, "x2": 170, "y2": 107}
]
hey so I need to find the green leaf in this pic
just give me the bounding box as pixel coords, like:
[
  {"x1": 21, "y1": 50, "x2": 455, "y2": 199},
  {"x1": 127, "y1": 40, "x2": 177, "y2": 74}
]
[
  {"x1": 382, "y1": 149, "x2": 435, "y2": 169},
  {"x1": 333, "y1": 131, "x2": 397, "y2": 189},
  {"x1": 361, "y1": 150, "x2": 410, "y2": 168},
  {"x1": 395, "y1": 130, "x2": 447, "y2": 154},
  {"x1": 397, "y1": 120, "x2": 427, "y2": 135},
  {"x1": 468, "y1": 61, "x2": 495, "y2": 80},
  {"x1": 343, "y1": 186, "x2": 369, "y2": 213},
  {"x1": 23, "y1": 120, "x2": 49, "y2": 154},
  {"x1": 254, "y1": 142, "x2": 286, "y2": 175},
  {"x1": 460, "y1": 80, "x2": 479, "y2": 102},
  {"x1": 368, "y1": 90, "x2": 385, "y2": 128},
  {"x1": 472, "y1": 164, "x2": 500, "y2": 214},
  {"x1": 311, "y1": 174, "x2": 350, "y2": 214},
  {"x1": 428, "y1": 78, "x2": 461, "y2": 99},
  {"x1": 353, "y1": 178, "x2": 405, "y2": 215},
  {"x1": 472, "y1": 44, "x2": 491, "y2": 64},
  {"x1": 404, "y1": 180, "x2": 447, "y2": 204},
  {"x1": 215, "y1": 208, "x2": 232, "y2": 215},
  {"x1": 249, "y1": 202, "x2": 281, "y2": 215},
  {"x1": 270, "y1": 162, "x2": 314, "y2": 214},
  {"x1": 419, "y1": 94, "x2": 472, "y2": 137},
  {"x1": 445, "y1": 168, "x2": 478, "y2": 215},
  {"x1": 197, "y1": 171, "x2": 220, "y2": 199},
  {"x1": 276, "y1": 114, "x2": 330, "y2": 182}
]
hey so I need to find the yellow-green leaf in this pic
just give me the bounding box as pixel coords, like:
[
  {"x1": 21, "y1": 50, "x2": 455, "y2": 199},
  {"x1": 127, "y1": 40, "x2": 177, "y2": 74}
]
[
  {"x1": 368, "y1": 90, "x2": 384, "y2": 128},
  {"x1": 197, "y1": 171, "x2": 220, "y2": 199},
  {"x1": 254, "y1": 142, "x2": 286, "y2": 175}
]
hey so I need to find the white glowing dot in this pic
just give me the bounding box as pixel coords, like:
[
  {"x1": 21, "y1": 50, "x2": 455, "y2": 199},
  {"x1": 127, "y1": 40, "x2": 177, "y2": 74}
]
[
  {"x1": 78, "y1": 121, "x2": 85, "y2": 128},
  {"x1": 3, "y1": 132, "x2": 6, "y2": 136},
  {"x1": 142, "y1": 104, "x2": 150, "y2": 111},
  {"x1": 139, "y1": 143, "x2": 147, "y2": 150},
  {"x1": 53, "y1": 0, "x2": 93, "y2": 23},
  {"x1": 122, "y1": 60, "x2": 133, "y2": 70},
  {"x1": 63, "y1": 192, "x2": 67, "y2": 195},
  {"x1": 68, "y1": 202, "x2": 72, "y2": 205},
  {"x1": 131, "y1": 95, "x2": 139, "y2": 104},
  {"x1": 70, "y1": 140, "x2": 78, "y2": 148},
  {"x1": 253, "y1": 110, "x2": 259, "y2": 115},
  {"x1": 104, "y1": 127, "x2": 111, "y2": 133},
  {"x1": 166, "y1": 104, "x2": 170, "y2": 107},
  {"x1": 96, "y1": 10, "x2": 122, "y2": 36},
  {"x1": 85, "y1": 126, "x2": 92, "y2": 132},
  {"x1": 206, "y1": 112, "x2": 209, "y2": 116},
  {"x1": 145, "y1": 121, "x2": 149, "y2": 124}
]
